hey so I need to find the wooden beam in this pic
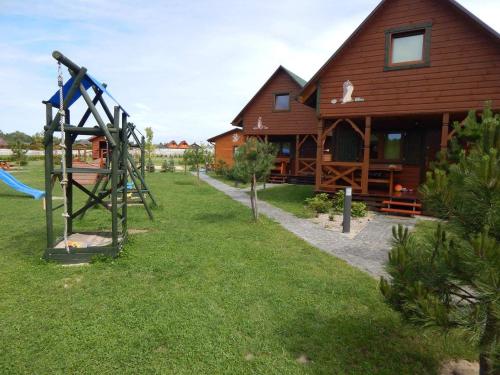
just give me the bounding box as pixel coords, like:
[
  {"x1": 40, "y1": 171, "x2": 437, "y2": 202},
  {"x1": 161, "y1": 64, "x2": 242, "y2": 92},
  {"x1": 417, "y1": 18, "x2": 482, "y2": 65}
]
[
  {"x1": 295, "y1": 135, "x2": 299, "y2": 176},
  {"x1": 44, "y1": 67, "x2": 87, "y2": 145},
  {"x1": 315, "y1": 119, "x2": 324, "y2": 189},
  {"x1": 441, "y1": 112, "x2": 450, "y2": 151},
  {"x1": 361, "y1": 116, "x2": 371, "y2": 195},
  {"x1": 79, "y1": 84, "x2": 117, "y2": 147},
  {"x1": 44, "y1": 103, "x2": 54, "y2": 248},
  {"x1": 111, "y1": 107, "x2": 120, "y2": 246}
]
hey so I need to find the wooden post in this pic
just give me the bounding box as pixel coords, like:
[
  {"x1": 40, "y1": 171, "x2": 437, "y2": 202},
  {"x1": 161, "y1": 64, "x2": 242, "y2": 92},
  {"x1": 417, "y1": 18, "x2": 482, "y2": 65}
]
[
  {"x1": 315, "y1": 119, "x2": 324, "y2": 190},
  {"x1": 140, "y1": 135, "x2": 146, "y2": 190},
  {"x1": 44, "y1": 103, "x2": 54, "y2": 248},
  {"x1": 361, "y1": 116, "x2": 371, "y2": 195},
  {"x1": 121, "y1": 112, "x2": 128, "y2": 235},
  {"x1": 111, "y1": 106, "x2": 120, "y2": 247},
  {"x1": 65, "y1": 109, "x2": 73, "y2": 235},
  {"x1": 441, "y1": 112, "x2": 450, "y2": 152},
  {"x1": 295, "y1": 135, "x2": 299, "y2": 176}
]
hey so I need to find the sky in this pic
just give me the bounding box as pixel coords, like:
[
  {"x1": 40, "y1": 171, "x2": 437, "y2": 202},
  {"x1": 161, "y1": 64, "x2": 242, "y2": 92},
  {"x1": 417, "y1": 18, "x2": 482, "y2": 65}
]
[{"x1": 1, "y1": 0, "x2": 499, "y2": 144}]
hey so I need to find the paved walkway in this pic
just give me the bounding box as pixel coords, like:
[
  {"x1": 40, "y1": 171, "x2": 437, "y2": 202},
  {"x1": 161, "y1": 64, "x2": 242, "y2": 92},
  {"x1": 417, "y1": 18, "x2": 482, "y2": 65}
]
[{"x1": 200, "y1": 173, "x2": 419, "y2": 278}]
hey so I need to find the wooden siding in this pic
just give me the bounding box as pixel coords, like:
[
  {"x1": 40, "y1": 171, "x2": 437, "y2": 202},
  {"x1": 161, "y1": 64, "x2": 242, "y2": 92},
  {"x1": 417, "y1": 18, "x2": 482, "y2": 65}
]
[
  {"x1": 213, "y1": 130, "x2": 243, "y2": 167},
  {"x1": 242, "y1": 70, "x2": 317, "y2": 135},
  {"x1": 318, "y1": 0, "x2": 500, "y2": 117}
]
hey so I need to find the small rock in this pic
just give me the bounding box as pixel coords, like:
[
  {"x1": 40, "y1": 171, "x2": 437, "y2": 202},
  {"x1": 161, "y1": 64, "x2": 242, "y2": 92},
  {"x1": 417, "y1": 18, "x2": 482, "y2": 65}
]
[
  {"x1": 244, "y1": 352, "x2": 254, "y2": 361},
  {"x1": 296, "y1": 354, "x2": 311, "y2": 364},
  {"x1": 440, "y1": 360, "x2": 479, "y2": 375}
]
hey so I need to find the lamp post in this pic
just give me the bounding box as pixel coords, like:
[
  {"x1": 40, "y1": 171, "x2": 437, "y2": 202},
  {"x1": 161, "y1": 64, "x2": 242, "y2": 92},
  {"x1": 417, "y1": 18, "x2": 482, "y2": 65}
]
[{"x1": 343, "y1": 187, "x2": 352, "y2": 233}]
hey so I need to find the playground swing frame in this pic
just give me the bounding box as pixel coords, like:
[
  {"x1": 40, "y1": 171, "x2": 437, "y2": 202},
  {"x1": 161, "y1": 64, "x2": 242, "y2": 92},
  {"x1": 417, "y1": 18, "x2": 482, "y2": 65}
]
[{"x1": 42, "y1": 51, "x2": 155, "y2": 263}]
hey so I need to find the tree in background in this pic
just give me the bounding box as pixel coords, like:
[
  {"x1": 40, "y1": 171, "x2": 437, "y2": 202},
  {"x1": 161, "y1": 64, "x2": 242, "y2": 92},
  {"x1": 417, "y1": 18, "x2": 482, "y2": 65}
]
[
  {"x1": 11, "y1": 140, "x2": 28, "y2": 167},
  {"x1": 380, "y1": 107, "x2": 500, "y2": 375},
  {"x1": 233, "y1": 138, "x2": 277, "y2": 221},
  {"x1": 183, "y1": 143, "x2": 211, "y2": 183},
  {"x1": 144, "y1": 127, "x2": 155, "y2": 172}
]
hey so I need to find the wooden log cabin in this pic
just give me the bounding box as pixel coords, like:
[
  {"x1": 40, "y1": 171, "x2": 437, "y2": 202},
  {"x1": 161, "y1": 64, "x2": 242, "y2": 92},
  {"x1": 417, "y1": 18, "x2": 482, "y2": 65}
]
[
  {"x1": 207, "y1": 128, "x2": 243, "y2": 167},
  {"x1": 231, "y1": 65, "x2": 318, "y2": 183},
  {"x1": 298, "y1": 0, "x2": 500, "y2": 214}
]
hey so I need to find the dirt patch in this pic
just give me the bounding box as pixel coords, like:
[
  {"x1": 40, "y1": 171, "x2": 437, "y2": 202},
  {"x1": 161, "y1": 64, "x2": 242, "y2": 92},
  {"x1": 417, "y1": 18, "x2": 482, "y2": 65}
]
[
  {"x1": 296, "y1": 354, "x2": 311, "y2": 365},
  {"x1": 128, "y1": 229, "x2": 150, "y2": 234},
  {"x1": 310, "y1": 212, "x2": 375, "y2": 238},
  {"x1": 440, "y1": 360, "x2": 479, "y2": 375}
]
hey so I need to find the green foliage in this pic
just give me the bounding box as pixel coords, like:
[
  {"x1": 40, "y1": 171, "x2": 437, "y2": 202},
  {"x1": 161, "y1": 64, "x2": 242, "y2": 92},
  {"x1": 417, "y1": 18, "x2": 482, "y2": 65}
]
[
  {"x1": 144, "y1": 127, "x2": 154, "y2": 163},
  {"x1": 351, "y1": 201, "x2": 368, "y2": 218},
  {"x1": 183, "y1": 144, "x2": 211, "y2": 182},
  {"x1": 305, "y1": 193, "x2": 333, "y2": 214},
  {"x1": 382, "y1": 106, "x2": 500, "y2": 374},
  {"x1": 214, "y1": 160, "x2": 229, "y2": 177},
  {"x1": 146, "y1": 159, "x2": 155, "y2": 172},
  {"x1": 11, "y1": 140, "x2": 28, "y2": 167},
  {"x1": 233, "y1": 138, "x2": 278, "y2": 220}
]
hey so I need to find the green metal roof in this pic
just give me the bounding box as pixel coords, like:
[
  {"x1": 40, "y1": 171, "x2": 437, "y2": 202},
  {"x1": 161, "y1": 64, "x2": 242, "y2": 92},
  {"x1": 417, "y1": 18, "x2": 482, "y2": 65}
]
[{"x1": 282, "y1": 67, "x2": 307, "y2": 87}]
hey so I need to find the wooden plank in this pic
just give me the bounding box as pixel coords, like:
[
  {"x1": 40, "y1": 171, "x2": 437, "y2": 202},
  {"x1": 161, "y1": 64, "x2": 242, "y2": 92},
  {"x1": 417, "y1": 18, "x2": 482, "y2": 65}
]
[
  {"x1": 315, "y1": 119, "x2": 323, "y2": 189},
  {"x1": 44, "y1": 103, "x2": 54, "y2": 248},
  {"x1": 361, "y1": 117, "x2": 371, "y2": 195}
]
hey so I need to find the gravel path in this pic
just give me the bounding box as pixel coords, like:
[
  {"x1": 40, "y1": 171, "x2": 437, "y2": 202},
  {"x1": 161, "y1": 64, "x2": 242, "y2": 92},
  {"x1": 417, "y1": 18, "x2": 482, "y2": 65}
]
[{"x1": 200, "y1": 172, "x2": 418, "y2": 278}]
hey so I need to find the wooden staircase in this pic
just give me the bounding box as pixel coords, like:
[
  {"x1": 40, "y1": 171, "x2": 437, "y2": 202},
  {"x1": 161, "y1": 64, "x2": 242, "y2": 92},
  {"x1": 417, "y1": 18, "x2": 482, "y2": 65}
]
[{"x1": 380, "y1": 198, "x2": 422, "y2": 216}]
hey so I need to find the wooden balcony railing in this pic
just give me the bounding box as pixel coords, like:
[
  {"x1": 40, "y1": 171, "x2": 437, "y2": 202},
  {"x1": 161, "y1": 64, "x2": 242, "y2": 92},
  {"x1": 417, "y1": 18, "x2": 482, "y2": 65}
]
[
  {"x1": 297, "y1": 157, "x2": 316, "y2": 176},
  {"x1": 319, "y1": 161, "x2": 363, "y2": 192}
]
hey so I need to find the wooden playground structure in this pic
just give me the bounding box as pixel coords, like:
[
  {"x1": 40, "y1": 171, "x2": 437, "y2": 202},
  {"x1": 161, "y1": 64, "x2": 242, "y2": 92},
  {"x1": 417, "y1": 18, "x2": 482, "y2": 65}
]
[{"x1": 42, "y1": 51, "x2": 156, "y2": 263}]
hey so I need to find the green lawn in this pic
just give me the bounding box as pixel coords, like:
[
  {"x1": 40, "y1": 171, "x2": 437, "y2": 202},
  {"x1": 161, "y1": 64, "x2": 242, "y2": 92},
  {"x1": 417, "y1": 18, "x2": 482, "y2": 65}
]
[
  {"x1": 207, "y1": 171, "x2": 250, "y2": 188},
  {"x1": 0, "y1": 162, "x2": 474, "y2": 374},
  {"x1": 258, "y1": 184, "x2": 315, "y2": 218}
]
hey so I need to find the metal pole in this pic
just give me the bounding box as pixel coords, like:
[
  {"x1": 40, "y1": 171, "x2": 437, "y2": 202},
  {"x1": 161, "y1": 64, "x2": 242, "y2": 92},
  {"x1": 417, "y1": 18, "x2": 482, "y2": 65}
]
[{"x1": 342, "y1": 187, "x2": 352, "y2": 233}]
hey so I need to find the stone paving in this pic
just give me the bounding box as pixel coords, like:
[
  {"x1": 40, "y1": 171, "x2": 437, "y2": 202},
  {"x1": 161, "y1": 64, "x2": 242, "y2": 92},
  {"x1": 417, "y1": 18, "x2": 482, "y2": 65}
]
[{"x1": 199, "y1": 172, "x2": 419, "y2": 278}]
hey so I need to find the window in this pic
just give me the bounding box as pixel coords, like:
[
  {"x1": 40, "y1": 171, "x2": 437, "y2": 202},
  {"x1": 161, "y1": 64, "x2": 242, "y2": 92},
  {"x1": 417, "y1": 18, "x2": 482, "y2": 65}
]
[
  {"x1": 274, "y1": 93, "x2": 290, "y2": 111},
  {"x1": 280, "y1": 142, "x2": 291, "y2": 156},
  {"x1": 370, "y1": 132, "x2": 402, "y2": 160},
  {"x1": 384, "y1": 23, "x2": 432, "y2": 71},
  {"x1": 391, "y1": 32, "x2": 424, "y2": 64},
  {"x1": 384, "y1": 133, "x2": 402, "y2": 160}
]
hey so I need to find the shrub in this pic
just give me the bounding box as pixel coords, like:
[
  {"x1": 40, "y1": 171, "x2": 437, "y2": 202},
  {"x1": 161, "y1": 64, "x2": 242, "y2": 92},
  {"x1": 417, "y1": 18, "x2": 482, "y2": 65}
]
[
  {"x1": 160, "y1": 159, "x2": 168, "y2": 172},
  {"x1": 351, "y1": 201, "x2": 367, "y2": 218},
  {"x1": 305, "y1": 193, "x2": 333, "y2": 214},
  {"x1": 214, "y1": 160, "x2": 229, "y2": 176},
  {"x1": 328, "y1": 190, "x2": 368, "y2": 218},
  {"x1": 146, "y1": 159, "x2": 155, "y2": 172}
]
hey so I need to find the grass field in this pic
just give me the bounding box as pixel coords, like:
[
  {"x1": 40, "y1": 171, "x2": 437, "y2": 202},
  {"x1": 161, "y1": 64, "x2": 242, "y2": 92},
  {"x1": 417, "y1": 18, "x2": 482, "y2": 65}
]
[
  {"x1": 0, "y1": 162, "x2": 474, "y2": 374},
  {"x1": 257, "y1": 184, "x2": 315, "y2": 218}
]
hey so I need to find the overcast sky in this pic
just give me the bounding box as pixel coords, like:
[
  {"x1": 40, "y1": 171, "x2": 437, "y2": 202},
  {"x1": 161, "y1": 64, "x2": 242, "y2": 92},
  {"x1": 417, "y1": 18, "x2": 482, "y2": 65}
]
[{"x1": 1, "y1": 0, "x2": 499, "y2": 143}]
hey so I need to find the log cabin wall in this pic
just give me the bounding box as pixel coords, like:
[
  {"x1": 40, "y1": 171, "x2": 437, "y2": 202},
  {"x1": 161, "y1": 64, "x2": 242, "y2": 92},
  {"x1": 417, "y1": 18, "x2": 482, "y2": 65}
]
[
  {"x1": 209, "y1": 130, "x2": 244, "y2": 167},
  {"x1": 238, "y1": 68, "x2": 317, "y2": 136},
  {"x1": 316, "y1": 0, "x2": 500, "y2": 117}
]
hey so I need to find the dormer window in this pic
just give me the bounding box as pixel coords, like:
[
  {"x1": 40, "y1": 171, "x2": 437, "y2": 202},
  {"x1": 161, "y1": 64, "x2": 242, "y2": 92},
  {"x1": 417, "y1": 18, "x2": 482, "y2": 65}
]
[
  {"x1": 384, "y1": 23, "x2": 432, "y2": 71},
  {"x1": 274, "y1": 93, "x2": 290, "y2": 111}
]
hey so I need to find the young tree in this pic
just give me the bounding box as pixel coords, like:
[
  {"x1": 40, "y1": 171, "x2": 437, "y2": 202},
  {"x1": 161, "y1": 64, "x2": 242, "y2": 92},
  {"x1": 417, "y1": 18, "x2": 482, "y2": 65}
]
[
  {"x1": 144, "y1": 127, "x2": 154, "y2": 163},
  {"x1": 233, "y1": 138, "x2": 277, "y2": 221},
  {"x1": 11, "y1": 140, "x2": 28, "y2": 167},
  {"x1": 380, "y1": 107, "x2": 500, "y2": 375},
  {"x1": 183, "y1": 143, "x2": 210, "y2": 183}
]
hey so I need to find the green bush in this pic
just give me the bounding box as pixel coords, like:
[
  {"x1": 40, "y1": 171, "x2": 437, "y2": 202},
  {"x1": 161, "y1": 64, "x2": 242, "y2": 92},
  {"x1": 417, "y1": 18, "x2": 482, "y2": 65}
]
[
  {"x1": 328, "y1": 190, "x2": 367, "y2": 218},
  {"x1": 214, "y1": 160, "x2": 229, "y2": 176},
  {"x1": 351, "y1": 201, "x2": 367, "y2": 218},
  {"x1": 161, "y1": 159, "x2": 168, "y2": 172},
  {"x1": 146, "y1": 159, "x2": 155, "y2": 172},
  {"x1": 305, "y1": 193, "x2": 333, "y2": 214}
]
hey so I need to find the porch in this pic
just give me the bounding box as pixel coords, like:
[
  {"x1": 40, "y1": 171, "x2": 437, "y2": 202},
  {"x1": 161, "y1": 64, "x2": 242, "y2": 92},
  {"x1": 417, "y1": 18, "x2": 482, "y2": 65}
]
[
  {"x1": 249, "y1": 134, "x2": 318, "y2": 183},
  {"x1": 315, "y1": 113, "x2": 466, "y2": 212}
]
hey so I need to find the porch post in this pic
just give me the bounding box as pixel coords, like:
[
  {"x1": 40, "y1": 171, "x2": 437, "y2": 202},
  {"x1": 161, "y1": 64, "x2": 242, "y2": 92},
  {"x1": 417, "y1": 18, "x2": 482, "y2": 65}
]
[
  {"x1": 315, "y1": 119, "x2": 324, "y2": 190},
  {"x1": 361, "y1": 116, "x2": 371, "y2": 195},
  {"x1": 295, "y1": 135, "x2": 299, "y2": 175},
  {"x1": 441, "y1": 112, "x2": 450, "y2": 152}
]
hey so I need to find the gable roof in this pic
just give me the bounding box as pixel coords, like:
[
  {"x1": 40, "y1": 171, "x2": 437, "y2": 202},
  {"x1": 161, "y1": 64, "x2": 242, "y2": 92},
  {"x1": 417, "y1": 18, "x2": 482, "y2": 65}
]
[
  {"x1": 207, "y1": 128, "x2": 242, "y2": 143},
  {"x1": 231, "y1": 65, "x2": 308, "y2": 126},
  {"x1": 299, "y1": 0, "x2": 500, "y2": 103}
]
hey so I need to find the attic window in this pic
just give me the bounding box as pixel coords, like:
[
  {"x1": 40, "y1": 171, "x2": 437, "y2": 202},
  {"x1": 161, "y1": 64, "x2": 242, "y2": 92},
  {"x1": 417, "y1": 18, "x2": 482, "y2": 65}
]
[
  {"x1": 384, "y1": 23, "x2": 432, "y2": 71},
  {"x1": 274, "y1": 93, "x2": 290, "y2": 111}
]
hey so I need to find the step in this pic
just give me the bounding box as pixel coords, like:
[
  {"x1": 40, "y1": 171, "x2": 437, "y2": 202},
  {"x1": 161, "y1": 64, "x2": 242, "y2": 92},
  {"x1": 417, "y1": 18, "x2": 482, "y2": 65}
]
[
  {"x1": 380, "y1": 207, "x2": 422, "y2": 215},
  {"x1": 382, "y1": 200, "x2": 422, "y2": 208}
]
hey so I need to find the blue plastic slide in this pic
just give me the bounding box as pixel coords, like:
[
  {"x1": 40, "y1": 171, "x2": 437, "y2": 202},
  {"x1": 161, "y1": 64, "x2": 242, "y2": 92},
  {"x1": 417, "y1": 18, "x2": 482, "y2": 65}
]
[{"x1": 0, "y1": 169, "x2": 45, "y2": 200}]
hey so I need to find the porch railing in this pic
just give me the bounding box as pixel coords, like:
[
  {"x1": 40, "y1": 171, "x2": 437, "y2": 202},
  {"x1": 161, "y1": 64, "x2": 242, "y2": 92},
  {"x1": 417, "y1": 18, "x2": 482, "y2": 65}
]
[
  {"x1": 297, "y1": 157, "x2": 316, "y2": 176},
  {"x1": 319, "y1": 161, "x2": 363, "y2": 192}
]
